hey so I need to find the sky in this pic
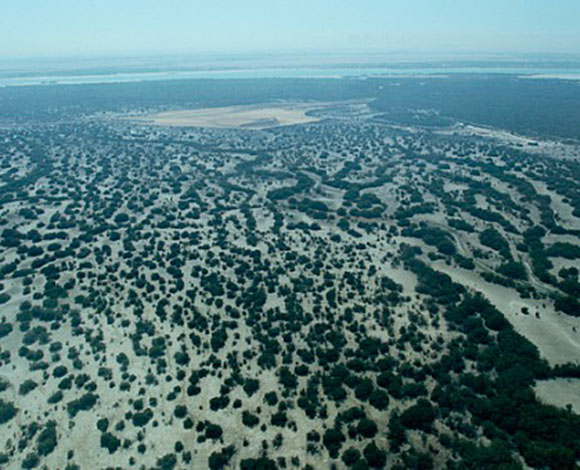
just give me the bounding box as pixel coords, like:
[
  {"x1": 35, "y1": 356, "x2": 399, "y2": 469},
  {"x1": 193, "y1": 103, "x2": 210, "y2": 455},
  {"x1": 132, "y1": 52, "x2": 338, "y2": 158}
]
[{"x1": 1, "y1": 0, "x2": 579, "y2": 59}]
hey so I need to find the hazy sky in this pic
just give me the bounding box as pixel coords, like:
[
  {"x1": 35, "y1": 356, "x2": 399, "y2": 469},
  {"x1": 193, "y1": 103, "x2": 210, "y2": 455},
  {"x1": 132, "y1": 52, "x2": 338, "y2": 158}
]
[{"x1": 1, "y1": 0, "x2": 579, "y2": 58}]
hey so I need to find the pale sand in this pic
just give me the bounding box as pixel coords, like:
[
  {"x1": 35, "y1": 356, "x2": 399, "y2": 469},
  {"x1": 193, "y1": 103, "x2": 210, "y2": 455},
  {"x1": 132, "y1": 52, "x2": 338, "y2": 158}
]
[
  {"x1": 127, "y1": 102, "x2": 328, "y2": 129},
  {"x1": 535, "y1": 379, "x2": 580, "y2": 414}
]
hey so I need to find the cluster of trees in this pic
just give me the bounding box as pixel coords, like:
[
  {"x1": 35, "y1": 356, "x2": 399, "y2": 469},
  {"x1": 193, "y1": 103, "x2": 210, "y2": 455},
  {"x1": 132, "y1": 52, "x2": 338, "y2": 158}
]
[
  {"x1": 402, "y1": 224, "x2": 456, "y2": 256},
  {"x1": 0, "y1": 399, "x2": 17, "y2": 425},
  {"x1": 403, "y1": 250, "x2": 464, "y2": 305},
  {"x1": 545, "y1": 242, "x2": 580, "y2": 260},
  {"x1": 266, "y1": 173, "x2": 314, "y2": 201},
  {"x1": 442, "y1": 292, "x2": 580, "y2": 469},
  {"x1": 479, "y1": 227, "x2": 511, "y2": 260}
]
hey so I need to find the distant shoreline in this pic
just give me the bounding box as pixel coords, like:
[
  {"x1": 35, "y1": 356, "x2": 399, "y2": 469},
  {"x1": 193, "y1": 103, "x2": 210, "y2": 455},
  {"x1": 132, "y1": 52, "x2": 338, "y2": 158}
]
[
  {"x1": 3, "y1": 65, "x2": 580, "y2": 88},
  {"x1": 522, "y1": 73, "x2": 580, "y2": 80}
]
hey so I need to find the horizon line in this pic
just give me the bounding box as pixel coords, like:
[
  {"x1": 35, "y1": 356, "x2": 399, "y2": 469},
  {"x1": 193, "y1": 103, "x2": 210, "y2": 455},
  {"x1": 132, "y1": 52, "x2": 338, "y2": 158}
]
[{"x1": 2, "y1": 49, "x2": 580, "y2": 63}]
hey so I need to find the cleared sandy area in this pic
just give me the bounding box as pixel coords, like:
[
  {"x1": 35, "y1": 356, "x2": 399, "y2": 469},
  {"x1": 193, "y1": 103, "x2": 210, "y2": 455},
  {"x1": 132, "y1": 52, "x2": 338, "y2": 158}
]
[
  {"x1": 127, "y1": 102, "x2": 332, "y2": 129},
  {"x1": 437, "y1": 123, "x2": 580, "y2": 160},
  {"x1": 535, "y1": 379, "x2": 580, "y2": 414}
]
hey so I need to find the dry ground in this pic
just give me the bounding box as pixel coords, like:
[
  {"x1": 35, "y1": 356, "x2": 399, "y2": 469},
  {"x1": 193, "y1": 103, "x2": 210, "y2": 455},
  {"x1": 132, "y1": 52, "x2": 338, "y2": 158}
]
[{"x1": 126, "y1": 102, "x2": 338, "y2": 129}]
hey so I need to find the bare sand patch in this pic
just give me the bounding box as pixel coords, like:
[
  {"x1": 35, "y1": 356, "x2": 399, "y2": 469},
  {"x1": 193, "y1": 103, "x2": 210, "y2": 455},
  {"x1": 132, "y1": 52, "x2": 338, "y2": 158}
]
[
  {"x1": 535, "y1": 379, "x2": 580, "y2": 414},
  {"x1": 437, "y1": 124, "x2": 580, "y2": 160},
  {"x1": 127, "y1": 102, "x2": 340, "y2": 129}
]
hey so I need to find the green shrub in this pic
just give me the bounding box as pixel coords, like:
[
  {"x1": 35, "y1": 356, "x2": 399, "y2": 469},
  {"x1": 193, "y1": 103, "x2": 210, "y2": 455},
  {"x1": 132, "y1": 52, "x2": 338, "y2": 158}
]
[{"x1": 0, "y1": 399, "x2": 18, "y2": 425}]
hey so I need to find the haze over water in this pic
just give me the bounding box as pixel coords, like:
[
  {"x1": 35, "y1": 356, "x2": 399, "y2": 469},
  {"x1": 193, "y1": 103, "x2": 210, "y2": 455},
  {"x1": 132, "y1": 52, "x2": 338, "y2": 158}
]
[{"x1": 2, "y1": 54, "x2": 580, "y2": 87}]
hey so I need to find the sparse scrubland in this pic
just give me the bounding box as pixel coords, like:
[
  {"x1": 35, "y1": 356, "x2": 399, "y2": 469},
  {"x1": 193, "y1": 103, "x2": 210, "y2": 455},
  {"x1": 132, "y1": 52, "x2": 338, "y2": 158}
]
[{"x1": 0, "y1": 77, "x2": 579, "y2": 470}]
